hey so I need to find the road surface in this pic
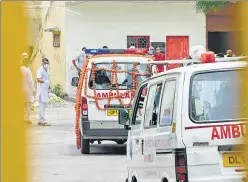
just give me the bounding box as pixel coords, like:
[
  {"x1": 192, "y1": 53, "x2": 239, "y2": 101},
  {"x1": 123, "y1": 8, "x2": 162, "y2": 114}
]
[{"x1": 28, "y1": 104, "x2": 127, "y2": 182}]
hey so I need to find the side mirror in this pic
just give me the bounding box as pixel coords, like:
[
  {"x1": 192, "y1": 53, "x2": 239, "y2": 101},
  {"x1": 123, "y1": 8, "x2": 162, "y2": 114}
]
[
  {"x1": 118, "y1": 109, "x2": 131, "y2": 128},
  {"x1": 71, "y1": 77, "x2": 79, "y2": 87}
]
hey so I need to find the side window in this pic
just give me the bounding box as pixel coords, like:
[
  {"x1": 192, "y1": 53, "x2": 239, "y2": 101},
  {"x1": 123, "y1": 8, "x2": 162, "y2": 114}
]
[
  {"x1": 132, "y1": 85, "x2": 148, "y2": 125},
  {"x1": 144, "y1": 83, "x2": 163, "y2": 127},
  {"x1": 159, "y1": 80, "x2": 176, "y2": 126}
]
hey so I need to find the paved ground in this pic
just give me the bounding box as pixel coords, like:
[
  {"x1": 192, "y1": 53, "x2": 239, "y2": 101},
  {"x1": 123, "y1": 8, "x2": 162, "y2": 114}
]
[{"x1": 28, "y1": 104, "x2": 127, "y2": 182}]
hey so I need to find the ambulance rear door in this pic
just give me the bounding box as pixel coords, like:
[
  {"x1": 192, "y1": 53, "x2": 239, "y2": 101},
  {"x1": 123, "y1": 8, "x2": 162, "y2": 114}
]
[{"x1": 85, "y1": 62, "x2": 135, "y2": 129}]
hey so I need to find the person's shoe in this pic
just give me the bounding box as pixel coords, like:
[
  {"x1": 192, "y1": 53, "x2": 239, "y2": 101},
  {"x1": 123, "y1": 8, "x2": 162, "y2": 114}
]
[
  {"x1": 25, "y1": 120, "x2": 32, "y2": 125},
  {"x1": 40, "y1": 122, "x2": 51, "y2": 126},
  {"x1": 37, "y1": 121, "x2": 42, "y2": 125}
]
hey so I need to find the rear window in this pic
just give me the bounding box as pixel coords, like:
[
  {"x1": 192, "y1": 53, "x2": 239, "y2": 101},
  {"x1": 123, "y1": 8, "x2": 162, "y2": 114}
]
[
  {"x1": 88, "y1": 63, "x2": 149, "y2": 90},
  {"x1": 189, "y1": 70, "x2": 247, "y2": 122}
]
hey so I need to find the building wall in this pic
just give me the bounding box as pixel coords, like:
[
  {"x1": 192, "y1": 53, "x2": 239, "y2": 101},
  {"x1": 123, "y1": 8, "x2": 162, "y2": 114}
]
[
  {"x1": 30, "y1": 1, "x2": 66, "y2": 92},
  {"x1": 206, "y1": 3, "x2": 237, "y2": 52},
  {"x1": 25, "y1": 2, "x2": 41, "y2": 47},
  {"x1": 65, "y1": 1, "x2": 206, "y2": 95}
]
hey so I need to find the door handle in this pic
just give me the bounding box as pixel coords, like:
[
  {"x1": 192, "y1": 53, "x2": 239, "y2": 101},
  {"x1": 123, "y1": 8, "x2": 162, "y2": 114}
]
[{"x1": 141, "y1": 139, "x2": 144, "y2": 155}]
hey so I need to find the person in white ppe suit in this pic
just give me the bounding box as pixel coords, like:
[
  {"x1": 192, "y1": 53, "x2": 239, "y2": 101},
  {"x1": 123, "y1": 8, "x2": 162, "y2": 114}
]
[
  {"x1": 20, "y1": 52, "x2": 35, "y2": 124},
  {"x1": 36, "y1": 58, "x2": 51, "y2": 126}
]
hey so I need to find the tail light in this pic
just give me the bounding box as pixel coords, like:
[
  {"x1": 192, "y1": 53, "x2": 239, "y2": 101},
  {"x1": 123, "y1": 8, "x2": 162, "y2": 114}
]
[
  {"x1": 175, "y1": 150, "x2": 188, "y2": 182},
  {"x1": 81, "y1": 97, "x2": 88, "y2": 116}
]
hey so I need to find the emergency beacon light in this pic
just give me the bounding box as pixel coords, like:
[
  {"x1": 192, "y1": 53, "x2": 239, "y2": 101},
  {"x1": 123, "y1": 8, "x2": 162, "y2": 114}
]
[
  {"x1": 201, "y1": 51, "x2": 215, "y2": 64},
  {"x1": 85, "y1": 48, "x2": 148, "y2": 55}
]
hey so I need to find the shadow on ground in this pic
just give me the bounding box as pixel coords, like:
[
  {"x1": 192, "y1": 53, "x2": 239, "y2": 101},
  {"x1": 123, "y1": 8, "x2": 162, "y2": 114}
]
[{"x1": 68, "y1": 143, "x2": 127, "y2": 156}]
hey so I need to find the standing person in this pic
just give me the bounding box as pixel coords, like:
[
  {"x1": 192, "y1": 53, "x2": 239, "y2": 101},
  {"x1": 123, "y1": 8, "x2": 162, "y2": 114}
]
[
  {"x1": 20, "y1": 52, "x2": 35, "y2": 124},
  {"x1": 36, "y1": 58, "x2": 51, "y2": 126},
  {"x1": 153, "y1": 47, "x2": 165, "y2": 73},
  {"x1": 72, "y1": 47, "x2": 87, "y2": 77}
]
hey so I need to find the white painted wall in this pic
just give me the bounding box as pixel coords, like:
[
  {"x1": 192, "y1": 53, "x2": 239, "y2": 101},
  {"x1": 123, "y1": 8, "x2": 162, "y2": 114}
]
[{"x1": 65, "y1": 1, "x2": 206, "y2": 95}]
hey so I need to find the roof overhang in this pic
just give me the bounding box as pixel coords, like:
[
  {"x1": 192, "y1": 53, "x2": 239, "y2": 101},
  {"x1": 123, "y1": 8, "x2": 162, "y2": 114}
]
[{"x1": 44, "y1": 26, "x2": 61, "y2": 32}]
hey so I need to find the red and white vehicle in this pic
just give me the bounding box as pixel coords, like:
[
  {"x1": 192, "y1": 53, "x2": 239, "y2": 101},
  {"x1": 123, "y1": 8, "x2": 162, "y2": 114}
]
[
  {"x1": 118, "y1": 52, "x2": 248, "y2": 182},
  {"x1": 72, "y1": 48, "x2": 152, "y2": 154}
]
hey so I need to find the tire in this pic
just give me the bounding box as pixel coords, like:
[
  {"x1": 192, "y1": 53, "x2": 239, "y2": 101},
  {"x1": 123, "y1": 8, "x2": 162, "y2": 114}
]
[
  {"x1": 132, "y1": 176, "x2": 137, "y2": 182},
  {"x1": 80, "y1": 135, "x2": 90, "y2": 154}
]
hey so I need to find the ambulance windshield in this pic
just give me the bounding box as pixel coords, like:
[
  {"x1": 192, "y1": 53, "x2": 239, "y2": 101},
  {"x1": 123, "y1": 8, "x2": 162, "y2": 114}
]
[
  {"x1": 88, "y1": 63, "x2": 149, "y2": 90},
  {"x1": 190, "y1": 70, "x2": 247, "y2": 122}
]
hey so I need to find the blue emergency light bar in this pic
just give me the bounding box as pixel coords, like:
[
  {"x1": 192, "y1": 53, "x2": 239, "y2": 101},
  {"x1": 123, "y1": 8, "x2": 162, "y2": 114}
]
[{"x1": 85, "y1": 48, "x2": 148, "y2": 55}]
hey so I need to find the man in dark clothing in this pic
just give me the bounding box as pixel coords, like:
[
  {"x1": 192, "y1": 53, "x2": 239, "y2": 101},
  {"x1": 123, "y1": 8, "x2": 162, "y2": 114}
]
[{"x1": 153, "y1": 47, "x2": 165, "y2": 72}]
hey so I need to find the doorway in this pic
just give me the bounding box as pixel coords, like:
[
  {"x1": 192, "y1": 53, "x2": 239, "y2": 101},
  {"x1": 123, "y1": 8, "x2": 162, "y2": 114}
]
[
  {"x1": 166, "y1": 36, "x2": 189, "y2": 69},
  {"x1": 208, "y1": 32, "x2": 233, "y2": 54},
  {"x1": 166, "y1": 36, "x2": 189, "y2": 60}
]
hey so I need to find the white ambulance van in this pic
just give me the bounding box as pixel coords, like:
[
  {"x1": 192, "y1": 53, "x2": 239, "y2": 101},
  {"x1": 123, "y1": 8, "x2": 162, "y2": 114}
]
[
  {"x1": 118, "y1": 53, "x2": 248, "y2": 182},
  {"x1": 71, "y1": 48, "x2": 153, "y2": 154}
]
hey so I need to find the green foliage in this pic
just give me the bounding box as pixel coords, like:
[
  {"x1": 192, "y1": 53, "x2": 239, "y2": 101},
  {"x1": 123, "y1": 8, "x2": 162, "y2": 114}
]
[
  {"x1": 51, "y1": 84, "x2": 63, "y2": 97},
  {"x1": 194, "y1": 1, "x2": 228, "y2": 14}
]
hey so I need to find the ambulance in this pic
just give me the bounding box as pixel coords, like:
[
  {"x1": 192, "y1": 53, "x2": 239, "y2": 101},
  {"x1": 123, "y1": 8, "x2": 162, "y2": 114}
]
[
  {"x1": 118, "y1": 52, "x2": 248, "y2": 182},
  {"x1": 72, "y1": 48, "x2": 153, "y2": 154}
]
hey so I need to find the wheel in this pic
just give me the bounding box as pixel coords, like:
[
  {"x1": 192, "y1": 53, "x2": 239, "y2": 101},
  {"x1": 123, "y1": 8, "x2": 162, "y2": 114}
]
[
  {"x1": 132, "y1": 176, "x2": 137, "y2": 182},
  {"x1": 80, "y1": 134, "x2": 89, "y2": 154}
]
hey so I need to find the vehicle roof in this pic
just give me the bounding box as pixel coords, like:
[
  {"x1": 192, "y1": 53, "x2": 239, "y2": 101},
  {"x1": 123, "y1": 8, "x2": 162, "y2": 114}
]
[{"x1": 146, "y1": 61, "x2": 248, "y2": 81}]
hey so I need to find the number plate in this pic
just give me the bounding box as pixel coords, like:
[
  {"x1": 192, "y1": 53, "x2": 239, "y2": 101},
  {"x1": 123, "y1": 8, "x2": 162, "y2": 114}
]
[
  {"x1": 107, "y1": 109, "x2": 118, "y2": 116},
  {"x1": 107, "y1": 109, "x2": 131, "y2": 116},
  {"x1": 223, "y1": 152, "x2": 246, "y2": 167}
]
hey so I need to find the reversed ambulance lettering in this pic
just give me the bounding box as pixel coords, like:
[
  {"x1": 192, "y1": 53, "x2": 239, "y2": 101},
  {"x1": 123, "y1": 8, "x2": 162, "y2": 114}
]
[
  {"x1": 145, "y1": 138, "x2": 172, "y2": 148},
  {"x1": 96, "y1": 92, "x2": 134, "y2": 99},
  {"x1": 144, "y1": 154, "x2": 155, "y2": 163},
  {"x1": 211, "y1": 124, "x2": 247, "y2": 140}
]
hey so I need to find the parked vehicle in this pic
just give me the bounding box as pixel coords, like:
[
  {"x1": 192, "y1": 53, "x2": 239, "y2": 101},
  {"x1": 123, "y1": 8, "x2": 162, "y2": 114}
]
[
  {"x1": 119, "y1": 53, "x2": 248, "y2": 182},
  {"x1": 72, "y1": 48, "x2": 153, "y2": 154}
]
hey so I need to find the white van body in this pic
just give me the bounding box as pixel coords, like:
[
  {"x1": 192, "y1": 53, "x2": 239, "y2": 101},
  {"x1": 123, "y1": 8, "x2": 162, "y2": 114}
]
[
  {"x1": 121, "y1": 60, "x2": 247, "y2": 182},
  {"x1": 80, "y1": 55, "x2": 151, "y2": 154}
]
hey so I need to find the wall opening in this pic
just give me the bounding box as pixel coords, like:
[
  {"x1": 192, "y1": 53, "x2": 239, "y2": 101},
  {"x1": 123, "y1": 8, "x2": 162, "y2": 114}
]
[
  {"x1": 208, "y1": 31, "x2": 234, "y2": 54},
  {"x1": 53, "y1": 33, "x2": 61, "y2": 47}
]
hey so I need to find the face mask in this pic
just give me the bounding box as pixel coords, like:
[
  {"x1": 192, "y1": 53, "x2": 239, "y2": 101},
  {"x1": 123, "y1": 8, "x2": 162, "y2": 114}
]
[
  {"x1": 82, "y1": 50, "x2": 86, "y2": 54},
  {"x1": 43, "y1": 64, "x2": 49, "y2": 69}
]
